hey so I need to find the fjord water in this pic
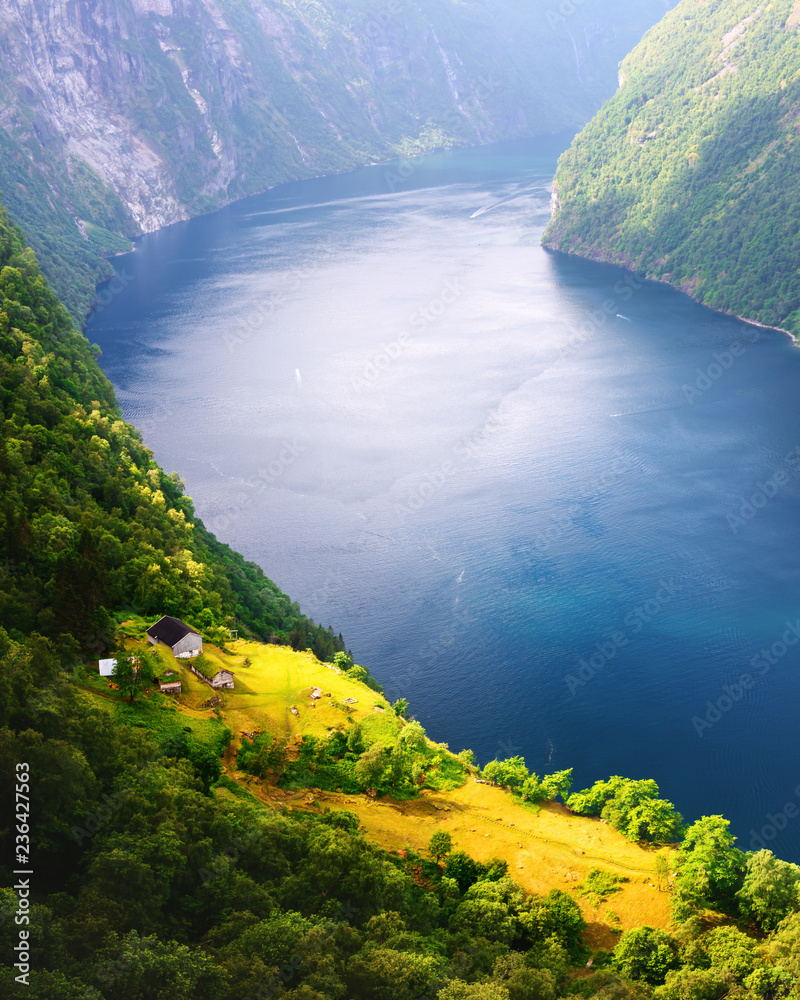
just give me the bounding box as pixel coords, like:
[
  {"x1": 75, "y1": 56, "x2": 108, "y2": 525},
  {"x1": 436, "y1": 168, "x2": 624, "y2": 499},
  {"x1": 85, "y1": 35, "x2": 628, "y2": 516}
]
[{"x1": 88, "y1": 135, "x2": 800, "y2": 860}]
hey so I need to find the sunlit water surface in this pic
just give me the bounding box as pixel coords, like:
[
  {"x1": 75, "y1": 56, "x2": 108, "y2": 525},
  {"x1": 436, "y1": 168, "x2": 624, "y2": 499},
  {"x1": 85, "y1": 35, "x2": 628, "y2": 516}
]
[{"x1": 88, "y1": 135, "x2": 800, "y2": 860}]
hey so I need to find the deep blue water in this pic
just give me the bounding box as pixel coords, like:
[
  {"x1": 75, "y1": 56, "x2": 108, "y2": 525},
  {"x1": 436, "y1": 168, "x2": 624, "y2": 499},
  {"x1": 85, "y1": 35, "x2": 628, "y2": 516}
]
[{"x1": 87, "y1": 135, "x2": 800, "y2": 861}]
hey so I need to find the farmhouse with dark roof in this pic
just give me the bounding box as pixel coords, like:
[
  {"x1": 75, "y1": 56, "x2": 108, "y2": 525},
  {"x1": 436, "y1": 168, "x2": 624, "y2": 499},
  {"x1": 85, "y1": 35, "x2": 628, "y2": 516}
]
[{"x1": 146, "y1": 616, "x2": 202, "y2": 659}]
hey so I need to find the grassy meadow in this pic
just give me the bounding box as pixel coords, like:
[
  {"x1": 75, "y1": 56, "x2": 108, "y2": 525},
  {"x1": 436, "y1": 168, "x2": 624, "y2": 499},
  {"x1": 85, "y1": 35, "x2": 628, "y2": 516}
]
[{"x1": 78, "y1": 633, "x2": 675, "y2": 950}]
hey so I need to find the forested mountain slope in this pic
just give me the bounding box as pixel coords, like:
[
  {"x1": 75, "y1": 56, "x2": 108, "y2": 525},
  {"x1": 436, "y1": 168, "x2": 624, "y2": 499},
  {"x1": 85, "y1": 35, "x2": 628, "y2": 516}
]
[
  {"x1": 3, "y1": 191, "x2": 800, "y2": 1000},
  {"x1": 0, "y1": 0, "x2": 674, "y2": 322},
  {"x1": 543, "y1": 0, "x2": 800, "y2": 338},
  {"x1": 0, "y1": 200, "x2": 344, "y2": 660}
]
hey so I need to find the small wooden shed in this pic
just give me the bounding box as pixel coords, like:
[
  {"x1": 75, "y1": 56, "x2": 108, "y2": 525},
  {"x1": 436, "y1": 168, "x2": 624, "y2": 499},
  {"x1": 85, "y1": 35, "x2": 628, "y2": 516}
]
[{"x1": 210, "y1": 669, "x2": 234, "y2": 690}]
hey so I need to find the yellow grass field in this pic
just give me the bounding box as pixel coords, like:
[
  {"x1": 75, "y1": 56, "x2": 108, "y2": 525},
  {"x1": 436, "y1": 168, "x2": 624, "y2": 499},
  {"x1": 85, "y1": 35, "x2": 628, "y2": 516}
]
[
  {"x1": 237, "y1": 777, "x2": 674, "y2": 951},
  {"x1": 151, "y1": 639, "x2": 401, "y2": 748},
  {"x1": 89, "y1": 635, "x2": 676, "y2": 951}
]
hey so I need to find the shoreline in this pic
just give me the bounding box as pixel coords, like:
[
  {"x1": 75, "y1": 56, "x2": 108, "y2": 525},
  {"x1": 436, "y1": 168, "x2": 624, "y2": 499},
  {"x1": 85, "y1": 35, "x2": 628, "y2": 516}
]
[
  {"x1": 541, "y1": 243, "x2": 798, "y2": 345},
  {"x1": 117, "y1": 130, "x2": 563, "y2": 241},
  {"x1": 729, "y1": 312, "x2": 796, "y2": 343}
]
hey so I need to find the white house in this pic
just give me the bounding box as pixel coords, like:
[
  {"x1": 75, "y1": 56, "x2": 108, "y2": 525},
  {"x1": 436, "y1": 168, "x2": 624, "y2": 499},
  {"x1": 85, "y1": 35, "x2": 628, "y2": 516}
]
[
  {"x1": 98, "y1": 658, "x2": 117, "y2": 676},
  {"x1": 146, "y1": 616, "x2": 203, "y2": 658}
]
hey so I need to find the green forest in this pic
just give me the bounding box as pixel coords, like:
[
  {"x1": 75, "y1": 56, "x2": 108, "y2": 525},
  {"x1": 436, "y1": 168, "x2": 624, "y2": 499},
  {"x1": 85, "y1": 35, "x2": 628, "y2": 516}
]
[
  {"x1": 0, "y1": 202, "x2": 345, "y2": 662},
  {"x1": 2, "y1": 135, "x2": 800, "y2": 998},
  {"x1": 544, "y1": 0, "x2": 800, "y2": 337}
]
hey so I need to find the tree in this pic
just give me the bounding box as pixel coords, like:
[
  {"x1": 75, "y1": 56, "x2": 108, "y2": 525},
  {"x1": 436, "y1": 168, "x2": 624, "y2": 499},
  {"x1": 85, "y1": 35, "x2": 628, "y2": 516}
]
[
  {"x1": 521, "y1": 768, "x2": 574, "y2": 804},
  {"x1": 233, "y1": 911, "x2": 314, "y2": 968},
  {"x1": 493, "y1": 953, "x2": 557, "y2": 1000},
  {"x1": 736, "y1": 850, "x2": 800, "y2": 932},
  {"x1": 454, "y1": 877, "x2": 527, "y2": 946},
  {"x1": 346, "y1": 947, "x2": 445, "y2": 1000},
  {"x1": 654, "y1": 854, "x2": 670, "y2": 892},
  {"x1": 766, "y1": 913, "x2": 800, "y2": 976},
  {"x1": 437, "y1": 980, "x2": 510, "y2": 1000},
  {"x1": 392, "y1": 698, "x2": 410, "y2": 720},
  {"x1": 623, "y1": 797, "x2": 685, "y2": 844},
  {"x1": 523, "y1": 890, "x2": 585, "y2": 956},
  {"x1": 429, "y1": 831, "x2": 453, "y2": 863},
  {"x1": 0, "y1": 729, "x2": 99, "y2": 853},
  {"x1": 654, "y1": 968, "x2": 727, "y2": 1000},
  {"x1": 743, "y1": 967, "x2": 794, "y2": 1000},
  {"x1": 398, "y1": 720, "x2": 427, "y2": 753},
  {"x1": 354, "y1": 743, "x2": 388, "y2": 791},
  {"x1": 93, "y1": 931, "x2": 227, "y2": 999},
  {"x1": 539, "y1": 768, "x2": 573, "y2": 803},
  {"x1": 483, "y1": 756, "x2": 529, "y2": 791},
  {"x1": 600, "y1": 779, "x2": 683, "y2": 843},
  {"x1": 332, "y1": 651, "x2": 353, "y2": 672},
  {"x1": 443, "y1": 851, "x2": 483, "y2": 892},
  {"x1": 568, "y1": 777, "x2": 684, "y2": 842},
  {"x1": 700, "y1": 926, "x2": 760, "y2": 981},
  {"x1": 520, "y1": 773, "x2": 546, "y2": 803},
  {"x1": 0, "y1": 968, "x2": 105, "y2": 999},
  {"x1": 386, "y1": 741, "x2": 412, "y2": 789},
  {"x1": 567, "y1": 775, "x2": 625, "y2": 816},
  {"x1": 112, "y1": 655, "x2": 144, "y2": 704},
  {"x1": 346, "y1": 723, "x2": 365, "y2": 756},
  {"x1": 671, "y1": 816, "x2": 746, "y2": 921},
  {"x1": 611, "y1": 926, "x2": 680, "y2": 985}
]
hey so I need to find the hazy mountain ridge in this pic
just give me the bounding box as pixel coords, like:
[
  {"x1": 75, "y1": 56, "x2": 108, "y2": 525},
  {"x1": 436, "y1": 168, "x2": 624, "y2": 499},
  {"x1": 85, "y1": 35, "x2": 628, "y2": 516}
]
[
  {"x1": 543, "y1": 0, "x2": 800, "y2": 338},
  {"x1": 0, "y1": 0, "x2": 673, "y2": 322}
]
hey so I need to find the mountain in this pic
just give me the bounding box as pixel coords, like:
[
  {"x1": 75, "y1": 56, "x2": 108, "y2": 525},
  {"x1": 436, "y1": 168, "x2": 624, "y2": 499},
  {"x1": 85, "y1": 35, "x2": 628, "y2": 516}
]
[
  {"x1": 2, "y1": 177, "x2": 800, "y2": 1000},
  {"x1": 0, "y1": 0, "x2": 674, "y2": 323},
  {"x1": 543, "y1": 0, "x2": 800, "y2": 338},
  {"x1": 0, "y1": 199, "x2": 346, "y2": 662}
]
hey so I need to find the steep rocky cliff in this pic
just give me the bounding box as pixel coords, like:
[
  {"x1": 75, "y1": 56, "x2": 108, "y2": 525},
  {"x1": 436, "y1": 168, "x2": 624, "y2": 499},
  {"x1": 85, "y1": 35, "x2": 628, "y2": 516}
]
[{"x1": 0, "y1": 0, "x2": 674, "y2": 321}]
